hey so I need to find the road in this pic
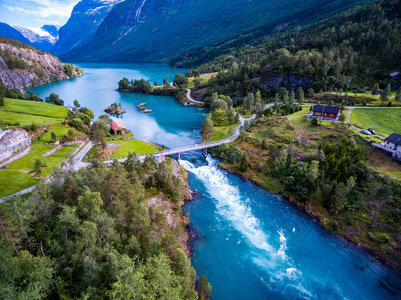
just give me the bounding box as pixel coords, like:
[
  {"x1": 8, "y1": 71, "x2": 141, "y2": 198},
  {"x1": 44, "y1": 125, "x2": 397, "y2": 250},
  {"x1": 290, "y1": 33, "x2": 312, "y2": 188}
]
[
  {"x1": 2, "y1": 98, "x2": 399, "y2": 201},
  {"x1": 170, "y1": 82, "x2": 204, "y2": 105}
]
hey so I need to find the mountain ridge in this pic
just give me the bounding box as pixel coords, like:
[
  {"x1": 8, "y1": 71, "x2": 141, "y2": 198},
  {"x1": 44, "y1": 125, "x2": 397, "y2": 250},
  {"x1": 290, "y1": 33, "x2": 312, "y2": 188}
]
[{"x1": 60, "y1": 0, "x2": 372, "y2": 63}]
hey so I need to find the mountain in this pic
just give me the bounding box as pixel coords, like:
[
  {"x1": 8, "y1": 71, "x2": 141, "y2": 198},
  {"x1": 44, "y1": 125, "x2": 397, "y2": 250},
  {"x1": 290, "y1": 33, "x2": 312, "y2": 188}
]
[
  {"x1": 185, "y1": 0, "x2": 401, "y2": 100},
  {"x1": 0, "y1": 37, "x2": 82, "y2": 93},
  {"x1": 60, "y1": 0, "x2": 372, "y2": 63},
  {"x1": 0, "y1": 23, "x2": 32, "y2": 46},
  {"x1": 13, "y1": 25, "x2": 60, "y2": 53},
  {"x1": 51, "y1": 0, "x2": 124, "y2": 57}
]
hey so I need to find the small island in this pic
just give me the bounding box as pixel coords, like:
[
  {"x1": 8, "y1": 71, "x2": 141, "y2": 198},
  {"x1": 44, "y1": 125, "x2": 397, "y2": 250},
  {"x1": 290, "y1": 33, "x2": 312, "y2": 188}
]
[{"x1": 105, "y1": 102, "x2": 126, "y2": 115}]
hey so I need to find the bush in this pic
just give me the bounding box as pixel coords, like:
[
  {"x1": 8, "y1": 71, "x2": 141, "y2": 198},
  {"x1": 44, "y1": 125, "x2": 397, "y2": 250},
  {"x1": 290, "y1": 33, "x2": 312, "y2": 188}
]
[
  {"x1": 311, "y1": 117, "x2": 319, "y2": 126},
  {"x1": 70, "y1": 118, "x2": 84, "y2": 131}
]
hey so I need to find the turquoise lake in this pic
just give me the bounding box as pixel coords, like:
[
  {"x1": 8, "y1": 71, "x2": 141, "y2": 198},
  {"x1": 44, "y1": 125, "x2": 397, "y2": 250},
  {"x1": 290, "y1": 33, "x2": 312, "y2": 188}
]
[
  {"x1": 29, "y1": 63, "x2": 207, "y2": 148},
  {"x1": 29, "y1": 64, "x2": 401, "y2": 299}
]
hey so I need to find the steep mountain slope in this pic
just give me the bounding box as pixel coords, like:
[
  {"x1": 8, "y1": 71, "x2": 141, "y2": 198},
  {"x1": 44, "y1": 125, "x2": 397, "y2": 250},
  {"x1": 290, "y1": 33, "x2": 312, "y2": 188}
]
[
  {"x1": 51, "y1": 0, "x2": 124, "y2": 57},
  {"x1": 186, "y1": 0, "x2": 401, "y2": 99},
  {"x1": 13, "y1": 26, "x2": 60, "y2": 52},
  {"x1": 61, "y1": 0, "x2": 372, "y2": 63},
  {"x1": 0, "y1": 23, "x2": 32, "y2": 46},
  {"x1": 0, "y1": 37, "x2": 82, "y2": 92}
]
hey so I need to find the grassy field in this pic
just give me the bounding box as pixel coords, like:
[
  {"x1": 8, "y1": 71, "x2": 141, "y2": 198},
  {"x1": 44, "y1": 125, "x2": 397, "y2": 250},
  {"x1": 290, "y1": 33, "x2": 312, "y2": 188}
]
[
  {"x1": 0, "y1": 170, "x2": 38, "y2": 198},
  {"x1": 7, "y1": 143, "x2": 79, "y2": 177},
  {"x1": 350, "y1": 108, "x2": 401, "y2": 137},
  {"x1": 109, "y1": 139, "x2": 160, "y2": 158},
  {"x1": 0, "y1": 111, "x2": 65, "y2": 127},
  {"x1": 186, "y1": 74, "x2": 213, "y2": 89},
  {"x1": 2, "y1": 98, "x2": 69, "y2": 118},
  {"x1": 210, "y1": 123, "x2": 238, "y2": 142},
  {"x1": 41, "y1": 124, "x2": 75, "y2": 142}
]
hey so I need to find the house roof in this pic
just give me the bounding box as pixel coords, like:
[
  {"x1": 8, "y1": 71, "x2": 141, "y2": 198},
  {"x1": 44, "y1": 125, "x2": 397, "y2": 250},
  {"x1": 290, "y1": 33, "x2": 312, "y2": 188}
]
[
  {"x1": 111, "y1": 121, "x2": 128, "y2": 131},
  {"x1": 313, "y1": 105, "x2": 340, "y2": 114},
  {"x1": 385, "y1": 133, "x2": 401, "y2": 146}
]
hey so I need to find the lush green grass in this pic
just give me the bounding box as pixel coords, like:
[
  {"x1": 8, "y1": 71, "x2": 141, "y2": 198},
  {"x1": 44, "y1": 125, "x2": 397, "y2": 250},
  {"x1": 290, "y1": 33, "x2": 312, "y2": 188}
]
[
  {"x1": 41, "y1": 124, "x2": 75, "y2": 142},
  {"x1": 109, "y1": 139, "x2": 159, "y2": 158},
  {"x1": 186, "y1": 74, "x2": 211, "y2": 89},
  {"x1": 0, "y1": 170, "x2": 38, "y2": 198},
  {"x1": 7, "y1": 143, "x2": 79, "y2": 177},
  {"x1": 0, "y1": 111, "x2": 65, "y2": 127},
  {"x1": 210, "y1": 123, "x2": 238, "y2": 142},
  {"x1": 2, "y1": 98, "x2": 69, "y2": 118},
  {"x1": 285, "y1": 105, "x2": 313, "y2": 127},
  {"x1": 350, "y1": 108, "x2": 401, "y2": 137}
]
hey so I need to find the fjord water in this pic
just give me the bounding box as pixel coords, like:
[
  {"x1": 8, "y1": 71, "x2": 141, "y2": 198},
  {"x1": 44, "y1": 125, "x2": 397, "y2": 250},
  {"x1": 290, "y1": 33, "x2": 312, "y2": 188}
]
[
  {"x1": 181, "y1": 156, "x2": 401, "y2": 299},
  {"x1": 30, "y1": 64, "x2": 401, "y2": 299},
  {"x1": 29, "y1": 63, "x2": 207, "y2": 148}
]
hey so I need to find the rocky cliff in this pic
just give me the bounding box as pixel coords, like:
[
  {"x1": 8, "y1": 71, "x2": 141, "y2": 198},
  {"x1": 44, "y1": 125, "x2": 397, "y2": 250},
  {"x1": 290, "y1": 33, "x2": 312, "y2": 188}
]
[
  {"x1": 0, "y1": 37, "x2": 81, "y2": 93},
  {"x1": 51, "y1": 0, "x2": 124, "y2": 57}
]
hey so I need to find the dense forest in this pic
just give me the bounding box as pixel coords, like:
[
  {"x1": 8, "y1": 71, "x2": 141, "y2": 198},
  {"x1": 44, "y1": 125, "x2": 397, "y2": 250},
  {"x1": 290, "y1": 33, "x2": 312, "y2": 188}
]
[
  {"x1": 0, "y1": 157, "x2": 210, "y2": 299},
  {"x1": 181, "y1": 0, "x2": 401, "y2": 100}
]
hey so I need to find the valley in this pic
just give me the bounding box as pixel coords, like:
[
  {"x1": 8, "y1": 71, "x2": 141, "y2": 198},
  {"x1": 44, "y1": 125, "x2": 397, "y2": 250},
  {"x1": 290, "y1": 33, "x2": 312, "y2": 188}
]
[{"x1": 1, "y1": 0, "x2": 401, "y2": 299}]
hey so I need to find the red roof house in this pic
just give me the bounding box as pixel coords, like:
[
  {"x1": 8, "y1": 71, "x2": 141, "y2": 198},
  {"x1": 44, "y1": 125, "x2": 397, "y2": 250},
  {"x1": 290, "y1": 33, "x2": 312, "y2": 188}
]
[{"x1": 110, "y1": 121, "x2": 128, "y2": 135}]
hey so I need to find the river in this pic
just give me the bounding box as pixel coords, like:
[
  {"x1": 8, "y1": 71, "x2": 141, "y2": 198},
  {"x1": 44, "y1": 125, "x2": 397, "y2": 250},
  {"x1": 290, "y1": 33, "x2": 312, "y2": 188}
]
[{"x1": 29, "y1": 64, "x2": 401, "y2": 299}]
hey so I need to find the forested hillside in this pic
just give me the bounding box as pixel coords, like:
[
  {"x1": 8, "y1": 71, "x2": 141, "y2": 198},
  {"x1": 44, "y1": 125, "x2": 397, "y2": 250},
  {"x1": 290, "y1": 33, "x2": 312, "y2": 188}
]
[
  {"x1": 60, "y1": 0, "x2": 371, "y2": 63},
  {"x1": 0, "y1": 158, "x2": 202, "y2": 299},
  {"x1": 184, "y1": 0, "x2": 401, "y2": 100}
]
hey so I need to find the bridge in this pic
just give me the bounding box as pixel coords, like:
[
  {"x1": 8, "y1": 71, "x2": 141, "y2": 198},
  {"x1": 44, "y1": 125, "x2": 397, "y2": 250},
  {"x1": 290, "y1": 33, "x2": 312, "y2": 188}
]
[{"x1": 104, "y1": 111, "x2": 257, "y2": 164}]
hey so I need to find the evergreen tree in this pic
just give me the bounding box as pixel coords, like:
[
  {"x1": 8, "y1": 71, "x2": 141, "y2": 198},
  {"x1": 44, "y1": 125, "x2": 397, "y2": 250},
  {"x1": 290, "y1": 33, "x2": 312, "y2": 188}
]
[
  {"x1": 255, "y1": 90, "x2": 262, "y2": 112},
  {"x1": 32, "y1": 159, "x2": 47, "y2": 179},
  {"x1": 239, "y1": 153, "x2": 248, "y2": 172},
  {"x1": 381, "y1": 84, "x2": 391, "y2": 105},
  {"x1": 296, "y1": 87, "x2": 304, "y2": 104},
  {"x1": 51, "y1": 132, "x2": 57, "y2": 143},
  {"x1": 163, "y1": 76, "x2": 169, "y2": 85},
  {"x1": 282, "y1": 90, "x2": 289, "y2": 104},
  {"x1": 73, "y1": 99, "x2": 80, "y2": 108},
  {"x1": 289, "y1": 90, "x2": 295, "y2": 105},
  {"x1": 371, "y1": 83, "x2": 380, "y2": 95},
  {"x1": 201, "y1": 114, "x2": 214, "y2": 142},
  {"x1": 198, "y1": 275, "x2": 212, "y2": 300},
  {"x1": 396, "y1": 88, "x2": 401, "y2": 103}
]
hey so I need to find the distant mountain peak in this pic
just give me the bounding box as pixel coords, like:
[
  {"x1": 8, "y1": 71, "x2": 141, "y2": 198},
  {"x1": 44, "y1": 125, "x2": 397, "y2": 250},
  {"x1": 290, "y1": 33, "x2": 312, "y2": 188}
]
[{"x1": 12, "y1": 25, "x2": 59, "y2": 52}]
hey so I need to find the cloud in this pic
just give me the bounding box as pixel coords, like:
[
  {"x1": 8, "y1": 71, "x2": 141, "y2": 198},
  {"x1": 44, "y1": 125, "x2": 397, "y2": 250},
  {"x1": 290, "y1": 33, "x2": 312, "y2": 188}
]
[
  {"x1": 3, "y1": 5, "x2": 15, "y2": 11},
  {"x1": 4, "y1": 0, "x2": 79, "y2": 19}
]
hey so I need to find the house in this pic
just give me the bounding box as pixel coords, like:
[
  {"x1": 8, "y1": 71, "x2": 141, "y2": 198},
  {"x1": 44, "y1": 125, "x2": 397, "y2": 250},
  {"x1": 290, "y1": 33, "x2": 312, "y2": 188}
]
[
  {"x1": 373, "y1": 133, "x2": 401, "y2": 160},
  {"x1": 312, "y1": 105, "x2": 341, "y2": 120},
  {"x1": 110, "y1": 121, "x2": 128, "y2": 135}
]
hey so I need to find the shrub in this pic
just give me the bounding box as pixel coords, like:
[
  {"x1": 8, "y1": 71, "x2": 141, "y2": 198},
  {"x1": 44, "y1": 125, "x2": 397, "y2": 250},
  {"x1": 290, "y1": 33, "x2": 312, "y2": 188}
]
[
  {"x1": 311, "y1": 117, "x2": 319, "y2": 126},
  {"x1": 70, "y1": 118, "x2": 84, "y2": 131}
]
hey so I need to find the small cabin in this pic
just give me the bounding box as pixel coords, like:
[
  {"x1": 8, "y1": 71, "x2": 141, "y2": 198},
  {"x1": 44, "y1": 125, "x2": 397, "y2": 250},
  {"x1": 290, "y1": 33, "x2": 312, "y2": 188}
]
[
  {"x1": 312, "y1": 105, "x2": 340, "y2": 119},
  {"x1": 110, "y1": 121, "x2": 128, "y2": 135}
]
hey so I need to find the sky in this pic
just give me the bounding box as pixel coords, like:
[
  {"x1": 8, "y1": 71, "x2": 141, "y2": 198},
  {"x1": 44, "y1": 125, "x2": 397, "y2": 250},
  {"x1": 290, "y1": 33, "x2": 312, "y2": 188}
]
[{"x1": 0, "y1": 0, "x2": 80, "y2": 29}]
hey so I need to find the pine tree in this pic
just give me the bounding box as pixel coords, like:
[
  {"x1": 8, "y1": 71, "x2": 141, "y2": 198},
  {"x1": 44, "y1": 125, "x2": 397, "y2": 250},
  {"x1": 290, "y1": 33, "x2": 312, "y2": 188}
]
[
  {"x1": 296, "y1": 87, "x2": 304, "y2": 104},
  {"x1": 239, "y1": 153, "x2": 248, "y2": 172},
  {"x1": 381, "y1": 84, "x2": 391, "y2": 105},
  {"x1": 32, "y1": 159, "x2": 47, "y2": 179},
  {"x1": 51, "y1": 132, "x2": 57, "y2": 143},
  {"x1": 371, "y1": 83, "x2": 380, "y2": 95},
  {"x1": 201, "y1": 114, "x2": 214, "y2": 142},
  {"x1": 396, "y1": 88, "x2": 401, "y2": 103},
  {"x1": 289, "y1": 90, "x2": 295, "y2": 105}
]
